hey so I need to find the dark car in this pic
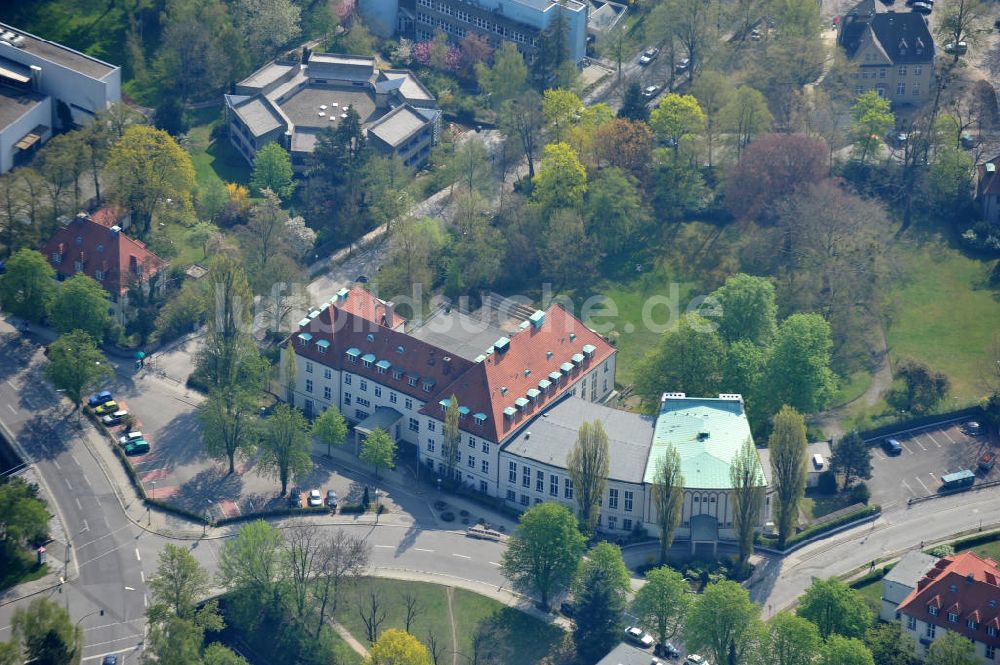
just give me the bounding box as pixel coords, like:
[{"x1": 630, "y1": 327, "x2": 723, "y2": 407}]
[
  {"x1": 326, "y1": 490, "x2": 338, "y2": 508},
  {"x1": 88, "y1": 391, "x2": 114, "y2": 408},
  {"x1": 883, "y1": 438, "x2": 903, "y2": 455},
  {"x1": 102, "y1": 657, "x2": 118, "y2": 665},
  {"x1": 656, "y1": 642, "x2": 682, "y2": 658},
  {"x1": 911, "y1": 2, "x2": 932, "y2": 13},
  {"x1": 355, "y1": 275, "x2": 369, "y2": 283},
  {"x1": 962, "y1": 421, "x2": 983, "y2": 437}
]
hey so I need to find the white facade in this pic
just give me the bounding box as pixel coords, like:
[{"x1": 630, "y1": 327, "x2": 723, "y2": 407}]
[{"x1": 0, "y1": 93, "x2": 50, "y2": 174}]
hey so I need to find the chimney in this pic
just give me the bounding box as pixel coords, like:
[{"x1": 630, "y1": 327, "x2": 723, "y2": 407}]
[
  {"x1": 29, "y1": 64, "x2": 41, "y2": 92},
  {"x1": 110, "y1": 225, "x2": 121, "y2": 236},
  {"x1": 129, "y1": 255, "x2": 138, "y2": 274},
  {"x1": 443, "y1": 356, "x2": 452, "y2": 375}
]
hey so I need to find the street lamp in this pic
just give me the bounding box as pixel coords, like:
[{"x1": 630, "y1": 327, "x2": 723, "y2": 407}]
[
  {"x1": 75, "y1": 608, "x2": 105, "y2": 628},
  {"x1": 375, "y1": 488, "x2": 380, "y2": 525}
]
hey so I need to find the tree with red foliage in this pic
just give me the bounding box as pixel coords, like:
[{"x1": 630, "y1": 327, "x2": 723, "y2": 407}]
[
  {"x1": 458, "y1": 33, "x2": 493, "y2": 82},
  {"x1": 592, "y1": 119, "x2": 653, "y2": 179},
  {"x1": 723, "y1": 133, "x2": 828, "y2": 222}
]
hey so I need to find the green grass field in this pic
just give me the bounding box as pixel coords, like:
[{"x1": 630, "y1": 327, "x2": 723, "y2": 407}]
[
  {"x1": 336, "y1": 578, "x2": 563, "y2": 663},
  {"x1": 885, "y1": 240, "x2": 1000, "y2": 404},
  {"x1": 852, "y1": 576, "x2": 884, "y2": 615},
  {"x1": 186, "y1": 110, "x2": 251, "y2": 191},
  {"x1": 830, "y1": 370, "x2": 874, "y2": 409}
]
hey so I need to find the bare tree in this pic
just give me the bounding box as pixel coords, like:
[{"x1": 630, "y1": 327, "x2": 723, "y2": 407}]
[
  {"x1": 425, "y1": 628, "x2": 447, "y2": 665},
  {"x1": 283, "y1": 522, "x2": 323, "y2": 622},
  {"x1": 730, "y1": 437, "x2": 765, "y2": 568},
  {"x1": 315, "y1": 530, "x2": 371, "y2": 637},
  {"x1": 651, "y1": 446, "x2": 685, "y2": 564},
  {"x1": 402, "y1": 590, "x2": 424, "y2": 632},
  {"x1": 467, "y1": 618, "x2": 508, "y2": 665},
  {"x1": 937, "y1": 0, "x2": 988, "y2": 60},
  {"x1": 358, "y1": 585, "x2": 387, "y2": 644}
]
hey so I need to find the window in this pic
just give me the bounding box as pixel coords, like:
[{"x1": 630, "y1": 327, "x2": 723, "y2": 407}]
[
  {"x1": 855, "y1": 85, "x2": 864, "y2": 94},
  {"x1": 607, "y1": 516, "x2": 617, "y2": 530},
  {"x1": 536, "y1": 470, "x2": 544, "y2": 492},
  {"x1": 896, "y1": 81, "x2": 905, "y2": 96},
  {"x1": 428, "y1": 420, "x2": 436, "y2": 432},
  {"x1": 345, "y1": 374, "x2": 352, "y2": 385},
  {"x1": 550, "y1": 474, "x2": 559, "y2": 496},
  {"x1": 928, "y1": 606, "x2": 939, "y2": 616},
  {"x1": 990, "y1": 626, "x2": 998, "y2": 638},
  {"x1": 375, "y1": 386, "x2": 382, "y2": 398},
  {"x1": 427, "y1": 439, "x2": 435, "y2": 453},
  {"x1": 481, "y1": 441, "x2": 489, "y2": 454},
  {"x1": 520, "y1": 494, "x2": 530, "y2": 506},
  {"x1": 344, "y1": 392, "x2": 352, "y2": 405},
  {"x1": 988, "y1": 645, "x2": 996, "y2": 660},
  {"x1": 305, "y1": 379, "x2": 313, "y2": 393},
  {"x1": 408, "y1": 376, "x2": 418, "y2": 387},
  {"x1": 509, "y1": 461, "x2": 517, "y2": 483},
  {"x1": 324, "y1": 368, "x2": 332, "y2": 379},
  {"x1": 468, "y1": 438, "x2": 475, "y2": 449},
  {"x1": 377, "y1": 365, "x2": 386, "y2": 374},
  {"x1": 624, "y1": 491, "x2": 634, "y2": 513},
  {"x1": 522, "y1": 466, "x2": 530, "y2": 488},
  {"x1": 948, "y1": 612, "x2": 958, "y2": 623},
  {"x1": 623, "y1": 518, "x2": 632, "y2": 531},
  {"x1": 390, "y1": 392, "x2": 398, "y2": 404},
  {"x1": 356, "y1": 409, "x2": 367, "y2": 419},
  {"x1": 360, "y1": 379, "x2": 368, "y2": 392},
  {"x1": 363, "y1": 358, "x2": 372, "y2": 368},
  {"x1": 468, "y1": 455, "x2": 476, "y2": 468},
  {"x1": 907, "y1": 616, "x2": 916, "y2": 631},
  {"x1": 968, "y1": 619, "x2": 977, "y2": 629},
  {"x1": 506, "y1": 489, "x2": 516, "y2": 502},
  {"x1": 306, "y1": 362, "x2": 314, "y2": 374},
  {"x1": 925, "y1": 624, "x2": 935, "y2": 639},
  {"x1": 409, "y1": 417, "x2": 419, "y2": 432},
  {"x1": 914, "y1": 65, "x2": 922, "y2": 75},
  {"x1": 347, "y1": 352, "x2": 357, "y2": 364},
  {"x1": 481, "y1": 460, "x2": 489, "y2": 474},
  {"x1": 608, "y1": 488, "x2": 619, "y2": 510},
  {"x1": 323, "y1": 386, "x2": 331, "y2": 400},
  {"x1": 480, "y1": 480, "x2": 488, "y2": 493},
  {"x1": 95, "y1": 270, "x2": 104, "y2": 281},
  {"x1": 405, "y1": 398, "x2": 413, "y2": 410},
  {"x1": 879, "y1": 68, "x2": 886, "y2": 78},
  {"x1": 564, "y1": 478, "x2": 574, "y2": 500},
  {"x1": 356, "y1": 397, "x2": 371, "y2": 408},
  {"x1": 74, "y1": 261, "x2": 83, "y2": 272},
  {"x1": 913, "y1": 85, "x2": 920, "y2": 97}
]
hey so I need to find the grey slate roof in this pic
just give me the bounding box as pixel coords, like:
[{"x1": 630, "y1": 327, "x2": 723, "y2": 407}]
[
  {"x1": 504, "y1": 396, "x2": 655, "y2": 484},
  {"x1": 408, "y1": 308, "x2": 512, "y2": 362},
  {"x1": 885, "y1": 550, "x2": 939, "y2": 587},
  {"x1": 366, "y1": 104, "x2": 432, "y2": 148},
  {"x1": 231, "y1": 96, "x2": 284, "y2": 136},
  {"x1": 841, "y1": 10, "x2": 934, "y2": 63},
  {"x1": 596, "y1": 642, "x2": 659, "y2": 665}
]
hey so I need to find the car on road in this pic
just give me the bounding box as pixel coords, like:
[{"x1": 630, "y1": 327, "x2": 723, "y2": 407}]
[
  {"x1": 995, "y1": 17, "x2": 1000, "y2": 29},
  {"x1": 88, "y1": 391, "x2": 113, "y2": 408},
  {"x1": 326, "y1": 490, "x2": 338, "y2": 508},
  {"x1": 643, "y1": 85, "x2": 662, "y2": 98},
  {"x1": 684, "y1": 656, "x2": 707, "y2": 665},
  {"x1": 883, "y1": 438, "x2": 903, "y2": 455},
  {"x1": 639, "y1": 47, "x2": 660, "y2": 65},
  {"x1": 675, "y1": 58, "x2": 690, "y2": 74},
  {"x1": 308, "y1": 489, "x2": 323, "y2": 507},
  {"x1": 944, "y1": 41, "x2": 968, "y2": 54},
  {"x1": 94, "y1": 400, "x2": 118, "y2": 415},
  {"x1": 624, "y1": 626, "x2": 655, "y2": 649},
  {"x1": 119, "y1": 431, "x2": 144, "y2": 445},
  {"x1": 102, "y1": 410, "x2": 129, "y2": 426},
  {"x1": 102, "y1": 656, "x2": 118, "y2": 665},
  {"x1": 962, "y1": 421, "x2": 983, "y2": 436},
  {"x1": 123, "y1": 440, "x2": 149, "y2": 456}
]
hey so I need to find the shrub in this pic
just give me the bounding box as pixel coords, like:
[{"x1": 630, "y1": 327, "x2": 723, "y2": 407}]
[
  {"x1": 817, "y1": 470, "x2": 838, "y2": 494},
  {"x1": 927, "y1": 544, "x2": 955, "y2": 558},
  {"x1": 849, "y1": 482, "x2": 871, "y2": 505}
]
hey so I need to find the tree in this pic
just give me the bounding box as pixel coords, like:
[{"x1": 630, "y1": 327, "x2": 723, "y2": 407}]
[
  {"x1": 476, "y1": 42, "x2": 529, "y2": 109},
  {"x1": 851, "y1": 91, "x2": 894, "y2": 164},
  {"x1": 720, "y1": 86, "x2": 773, "y2": 158},
  {"x1": 592, "y1": 121, "x2": 652, "y2": 178},
  {"x1": 709, "y1": 273, "x2": 777, "y2": 346},
  {"x1": 442, "y1": 396, "x2": 461, "y2": 481},
  {"x1": 565, "y1": 420, "x2": 610, "y2": 535},
  {"x1": 375, "y1": 216, "x2": 444, "y2": 305},
  {"x1": 499, "y1": 92, "x2": 544, "y2": 180},
  {"x1": 233, "y1": 0, "x2": 301, "y2": 62},
  {"x1": 830, "y1": 431, "x2": 872, "y2": 491},
  {"x1": 618, "y1": 81, "x2": 650, "y2": 123},
  {"x1": 11, "y1": 598, "x2": 83, "y2": 665},
  {"x1": 864, "y1": 622, "x2": 914, "y2": 665},
  {"x1": 203, "y1": 643, "x2": 250, "y2": 665},
  {"x1": 366, "y1": 629, "x2": 432, "y2": 665},
  {"x1": 650, "y1": 152, "x2": 708, "y2": 223},
  {"x1": 766, "y1": 612, "x2": 822, "y2": 665},
  {"x1": 649, "y1": 446, "x2": 684, "y2": 564},
  {"x1": 315, "y1": 530, "x2": 371, "y2": 637},
  {"x1": 691, "y1": 71, "x2": 735, "y2": 167},
  {"x1": 241, "y1": 190, "x2": 291, "y2": 282},
  {"x1": 631, "y1": 566, "x2": 689, "y2": 646},
  {"x1": 926, "y1": 630, "x2": 978, "y2": 665},
  {"x1": 361, "y1": 155, "x2": 412, "y2": 234},
  {"x1": 217, "y1": 519, "x2": 284, "y2": 607},
  {"x1": 541, "y1": 209, "x2": 594, "y2": 290},
  {"x1": 0, "y1": 248, "x2": 55, "y2": 322},
  {"x1": 361, "y1": 428, "x2": 396, "y2": 480},
  {"x1": 649, "y1": 94, "x2": 705, "y2": 150},
  {"x1": 730, "y1": 437, "x2": 765, "y2": 568},
  {"x1": 796, "y1": 577, "x2": 874, "y2": 640},
  {"x1": 500, "y1": 502, "x2": 586, "y2": 609},
  {"x1": 149, "y1": 543, "x2": 211, "y2": 619},
  {"x1": 250, "y1": 143, "x2": 295, "y2": 200},
  {"x1": 820, "y1": 635, "x2": 876, "y2": 665},
  {"x1": 769, "y1": 406, "x2": 808, "y2": 548},
  {"x1": 723, "y1": 341, "x2": 766, "y2": 419},
  {"x1": 283, "y1": 522, "x2": 323, "y2": 622},
  {"x1": 106, "y1": 125, "x2": 196, "y2": 236},
  {"x1": 0, "y1": 477, "x2": 48, "y2": 554},
  {"x1": 44, "y1": 331, "x2": 112, "y2": 411},
  {"x1": 895, "y1": 358, "x2": 950, "y2": 414},
  {"x1": 199, "y1": 386, "x2": 259, "y2": 475},
  {"x1": 142, "y1": 615, "x2": 210, "y2": 665},
  {"x1": 656, "y1": 0, "x2": 712, "y2": 80},
  {"x1": 936, "y1": 0, "x2": 988, "y2": 59},
  {"x1": 634, "y1": 315, "x2": 725, "y2": 405},
  {"x1": 258, "y1": 403, "x2": 313, "y2": 495},
  {"x1": 0, "y1": 640, "x2": 19, "y2": 665},
  {"x1": 195, "y1": 256, "x2": 262, "y2": 393},
  {"x1": 723, "y1": 133, "x2": 828, "y2": 221},
  {"x1": 543, "y1": 89, "x2": 583, "y2": 143},
  {"x1": 48, "y1": 273, "x2": 109, "y2": 342},
  {"x1": 37, "y1": 132, "x2": 86, "y2": 222},
  {"x1": 402, "y1": 591, "x2": 424, "y2": 633},
  {"x1": 531, "y1": 142, "x2": 587, "y2": 212},
  {"x1": 312, "y1": 406, "x2": 348, "y2": 457},
  {"x1": 764, "y1": 313, "x2": 837, "y2": 415},
  {"x1": 359, "y1": 586, "x2": 388, "y2": 643},
  {"x1": 684, "y1": 581, "x2": 761, "y2": 665},
  {"x1": 585, "y1": 168, "x2": 644, "y2": 256},
  {"x1": 572, "y1": 543, "x2": 628, "y2": 662},
  {"x1": 457, "y1": 32, "x2": 493, "y2": 82}
]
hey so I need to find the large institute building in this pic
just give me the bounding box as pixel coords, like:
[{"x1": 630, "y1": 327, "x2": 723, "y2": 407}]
[{"x1": 283, "y1": 287, "x2": 768, "y2": 551}]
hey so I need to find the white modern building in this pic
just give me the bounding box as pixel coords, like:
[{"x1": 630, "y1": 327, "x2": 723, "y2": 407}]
[{"x1": 0, "y1": 23, "x2": 121, "y2": 173}]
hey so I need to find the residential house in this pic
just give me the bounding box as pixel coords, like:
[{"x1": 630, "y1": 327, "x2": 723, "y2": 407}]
[
  {"x1": 880, "y1": 549, "x2": 939, "y2": 622},
  {"x1": 41, "y1": 209, "x2": 166, "y2": 324},
  {"x1": 838, "y1": 3, "x2": 935, "y2": 106}
]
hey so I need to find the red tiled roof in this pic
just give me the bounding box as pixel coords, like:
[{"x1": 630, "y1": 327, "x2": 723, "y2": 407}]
[
  {"x1": 89, "y1": 206, "x2": 127, "y2": 228},
  {"x1": 898, "y1": 552, "x2": 1000, "y2": 646},
  {"x1": 333, "y1": 285, "x2": 404, "y2": 329},
  {"x1": 40, "y1": 211, "x2": 166, "y2": 295}
]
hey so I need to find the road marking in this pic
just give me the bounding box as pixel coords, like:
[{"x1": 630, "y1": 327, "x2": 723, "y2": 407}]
[
  {"x1": 911, "y1": 437, "x2": 927, "y2": 451},
  {"x1": 489, "y1": 561, "x2": 501, "y2": 566},
  {"x1": 140, "y1": 570, "x2": 145, "y2": 583},
  {"x1": 6, "y1": 404, "x2": 14, "y2": 414},
  {"x1": 75, "y1": 497, "x2": 83, "y2": 510},
  {"x1": 941, "y1": 429, "x2": 957, "y2": 444},
  {"x1": 901, "y1": 441, "x2": 915, "y2": 455},
  {"x1": 915, "y1": 476, "x2": 931, "y2": 494},
  {"x1": 414, "y1": 548, "x2": 435, "y2": 553},
  {"x1": 65, "y1": 478, "x2": 73, "y2": 490},
  {"x1": 81, "y1": 646, "x2": 140, "y2": 662},
  {"x1": 52, "y1": 459, "x2": 61, "y2": 470},
  {"x1": 143, "y1": 594, "x2": 148, "y2": 608},
  {"x1": 929, "y1": 472, "x2": 937, "y2": 479},
  {"x1": 375, "y1": 544, "x2": 393, "y2": 549},
  {"x1": 901, "y1": 479, "x2": 915, "y2": 496},
  {"x1": 135, "y1": 548, "x2": 141, "y2": 562},
  {"x1": 924, "y1": 432, "x2": 943, "y2": 448},
  {"x1": 80, "y1": 520, "x2": 89, "y2": 533},
  {"x1": 452, "y1": 553, "x2": 471, "y2": 559},
  {"x1": 124, "y1": 586, "x2": 135, "y2": 591},
  {"x1": 5, "y1": 379, "x2": 14, "y2": 389}
]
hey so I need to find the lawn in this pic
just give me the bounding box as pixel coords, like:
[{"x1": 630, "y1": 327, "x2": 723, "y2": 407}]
[
  {"x1": 957, "y1": 538, "x2": 1000, "y2": 563},
  {"x1": 0, "y1": 555, "x2": 47, "y2": 592},
  {"x1": 186, "y1": 109, "x2": 251, "y2": 191},
  {"x1": 336, "y1": 578, "x2": 563, "y2": 664},
  {"x1": 830, "y1": 370, "x2": 874, "y2": 409},
  {"x1": 886, "y1": 239, "x2": 1000, "y2": 404},
  {"x1": 852, "y1": 575, "x2": 884, "y2": 615}
]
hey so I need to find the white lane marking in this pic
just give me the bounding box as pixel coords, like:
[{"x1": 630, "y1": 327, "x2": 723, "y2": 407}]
[
  {"x1": 76, "y1": 523, "x2": 133, "y2": 550},
  {"x1": 915, "y1": 476, "x2": 931, "y2": 494},
  {"x1": 901, "y1": 441, "x2": 915, "y2": 455},
  {"x1": 135, "y1": 548, "x2": 141, "y2": 562},
  {"x1": 84, "y1": 618, "x2": 145, "y2": 632},
  {"x1": 901, "y1": 479, "x2": 915, "y2": 496},
  {"x1": 924, "y1": 432, "x2": 943, "y2": 447},
  {"x1": 70, "y1": 453, "x2": 81, "y2": 466},
  {"x1": 65, "y1": 478, "x2": 73, "y2": 490},
  {"x1": 452, "y1": 553, "x2": 471, "y2": 559},
  {"x1": 75, "y1": 497, "x2": 83, "y2": 510},
  {"x1": 941, "y1": 429, "x2": 957, "y2": 444},
  {"x1": 80, "y1": 520, "x2": 89, "y2": 534},
  {"x1": 5, "y1": 379, "x2": 14, "y2": 389},
  {"x1": 124, "y1": 586, "x2": 135, "y2": 591},
  {"x1": 52, "y1": 459, "x2": 61, "y2": 470},
  {"x1": 489, "y1": 561, "x2": 501, "y2": 566},
  {"x1": 143, "y1": 594, "x2": 148, "y2": 608},
  {"x1": 140, "y1": 570, "x2": 145, "y2": 583},
  {"x1": 6, "y1": 404, "x2": 14, "y2": 414},
  {"x1": 911, "y1": 437, "x2": 927, "y2": 451},
  {"x1": 375, "y1": 544, "x2": 393, "y2": 549},
  {"x1": 414, "y1": 548, "x2": 435, "y2": 553},
  {"x1": 81, "y1": 643, "x2": 143, "y2": 660}
]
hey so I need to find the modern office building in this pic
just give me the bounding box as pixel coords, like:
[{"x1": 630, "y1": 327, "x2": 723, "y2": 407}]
[
  {"x1": 0, "y1": 22, "x2": 121, "y2": 173},
  {"x1": 361, "y1": 0, "x2": 589, "y2": 66},
  {"x1": 224, "y1": 53, "x2": 440, "y2": 170}
]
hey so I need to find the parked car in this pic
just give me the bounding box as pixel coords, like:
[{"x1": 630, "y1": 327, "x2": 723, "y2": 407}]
[
  {"x1": 88, "y1": 391, "x2": 113, "y2": 408},
  {"x1": 911, "y1": 2, "x2": 932, "y2": 14},
  {"x1": 944, "y1": 41, "x2": 968, "y2": 54},
  {"x1": 888, "y1": 131, "x2": 908, "y2": 147},
  {"x1": 675, "y1": 58, "x2": 691, "y2": 74},
  {"x1": 978, "y1": 452, "x2": 995, "y2": 472},
  {"x1": 643, "y1": 85, "x2": 662, "y2": 98},
  {"x1": 639, "y1": 47, "x2": 660, "y2": 65},
  {"x1": 123, "y1": 440, "x2": 150, "y2": 456},
  {"x1": 94, "y1": 400, "x2": 118, "y2": 415},
  {"x1": 624, "y1": 626, "x2": 655, "y2": 649},
  {"x1": 655, "y1": 642, "x2": 681, "y2": 658},
  {"x1": 308, "y1": 489, "x2": 323, "y2": 507},
  {"x1": 355, "y1": 275, "x2": 369, "y2": 283},
  {"x1": 326, "y1": 490, "x2": 338, "y2": 508},
  {"x1": 119, "y1": 431, "x2": 144, "y2": 445},
  {"x1": 961, "y1": 131, "x2": 975, "y2": 149},
  {"x1": 882, "y1": 438, "x2": 903, "y2": 455},
  {"x1": 102, "y1": 410, "x2": 128, "y2": 426},
  {"x1": 684, "y1": 656, "x2": 707, "y2": 665},
  {"x1": 962, "y1": 421, "x2": 983, "y2": 436},
  {"x1": 102, "y1": 656, "x2": 118, "y2": 665}
]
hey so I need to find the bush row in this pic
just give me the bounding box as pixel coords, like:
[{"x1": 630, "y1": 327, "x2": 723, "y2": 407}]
[
  {"x1": 858, "y1": 406, "x2": 981, "y2": 442},
  {"x1": 760, "y1": 505, "x2": 881, "y2": 551},
  {"x1": 848, "y1": 563, "x2": 896, "y2": 589}
]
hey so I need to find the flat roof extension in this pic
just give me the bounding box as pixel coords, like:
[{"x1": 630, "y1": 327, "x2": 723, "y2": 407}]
[{"x1": 0, "y1": 22, "x2": 117, "y2": 79}]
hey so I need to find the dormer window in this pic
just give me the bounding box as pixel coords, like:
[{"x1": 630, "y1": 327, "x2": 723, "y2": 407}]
[
  {"x1": 990, "y1": 626, "x2": 998, "y2": 637},
  {"x1": 948, "y1": 612, "x2": 958, "y2": 623},
  {"x1": 393, "y1": 369, "x2": 404, "y2": 380},
  {"x1": 929, "y1": 606, "x2": 939, "y2": 616},
  {"x1": 968, "y1": 619, "x2": 977, "y2": 629},
  {"x1": 74, "y1": 261, "x2": 83, "y2": 273},
  {"x1": 408, "y1": 376, "x2": 417, "y2": 387},
  {"x1": 52, "y1": 252, "x2": 61, "y2": 264}
]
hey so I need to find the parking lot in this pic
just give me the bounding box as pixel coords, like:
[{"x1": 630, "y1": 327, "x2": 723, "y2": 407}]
[{"x1": 867, "y1": 419, "x2": 997, "y2": 510}]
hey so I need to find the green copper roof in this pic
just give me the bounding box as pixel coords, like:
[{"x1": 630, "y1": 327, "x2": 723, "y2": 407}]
[{"x1": 644, "y1": 397, "x2": 766, "y2": 490}]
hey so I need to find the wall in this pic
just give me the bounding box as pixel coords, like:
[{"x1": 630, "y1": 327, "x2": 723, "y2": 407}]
[{"x1": 0, "y1": 96, "x2": 51, "y2": 173}]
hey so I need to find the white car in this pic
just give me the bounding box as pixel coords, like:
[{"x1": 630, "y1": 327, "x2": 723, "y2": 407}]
[
  {"x1": 307, "y1": 489, "x2": 323, "y2": 507},
  {"x1": 119, "y1": 431, "x2": 143, "y2": 445},
  {"x1": 685, "y1": 655, "x2": 707, "y2": 665},
  {"x1": 643, "y1": 85, "x2": 662, "y2": 98},
  {"x1": 639, "y1": 47, "x2": 659, "y2": 65},
  {"x1": 624, "y1": 626, "x2": 655, "y2": 649}
]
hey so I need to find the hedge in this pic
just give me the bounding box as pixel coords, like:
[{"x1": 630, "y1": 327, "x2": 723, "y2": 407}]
[
  {"x1": 338, "y1": 503, "x2": 365, "y2": 514},
  {"x1": 849, "y1": 563, "x2": 896, "y2": 589},
  {"x1": 952, "y1": 531, "x2": 1000, "y2": 552},
  {"x1": 214, "y1": 505, "x2": 329, "y2": 527},
  {"x1": 760, "y1": 505, "x2": 881, "y2": 551},
  {"x1": 859, "y1": 406, "x2": 981, "y2": 442}
]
